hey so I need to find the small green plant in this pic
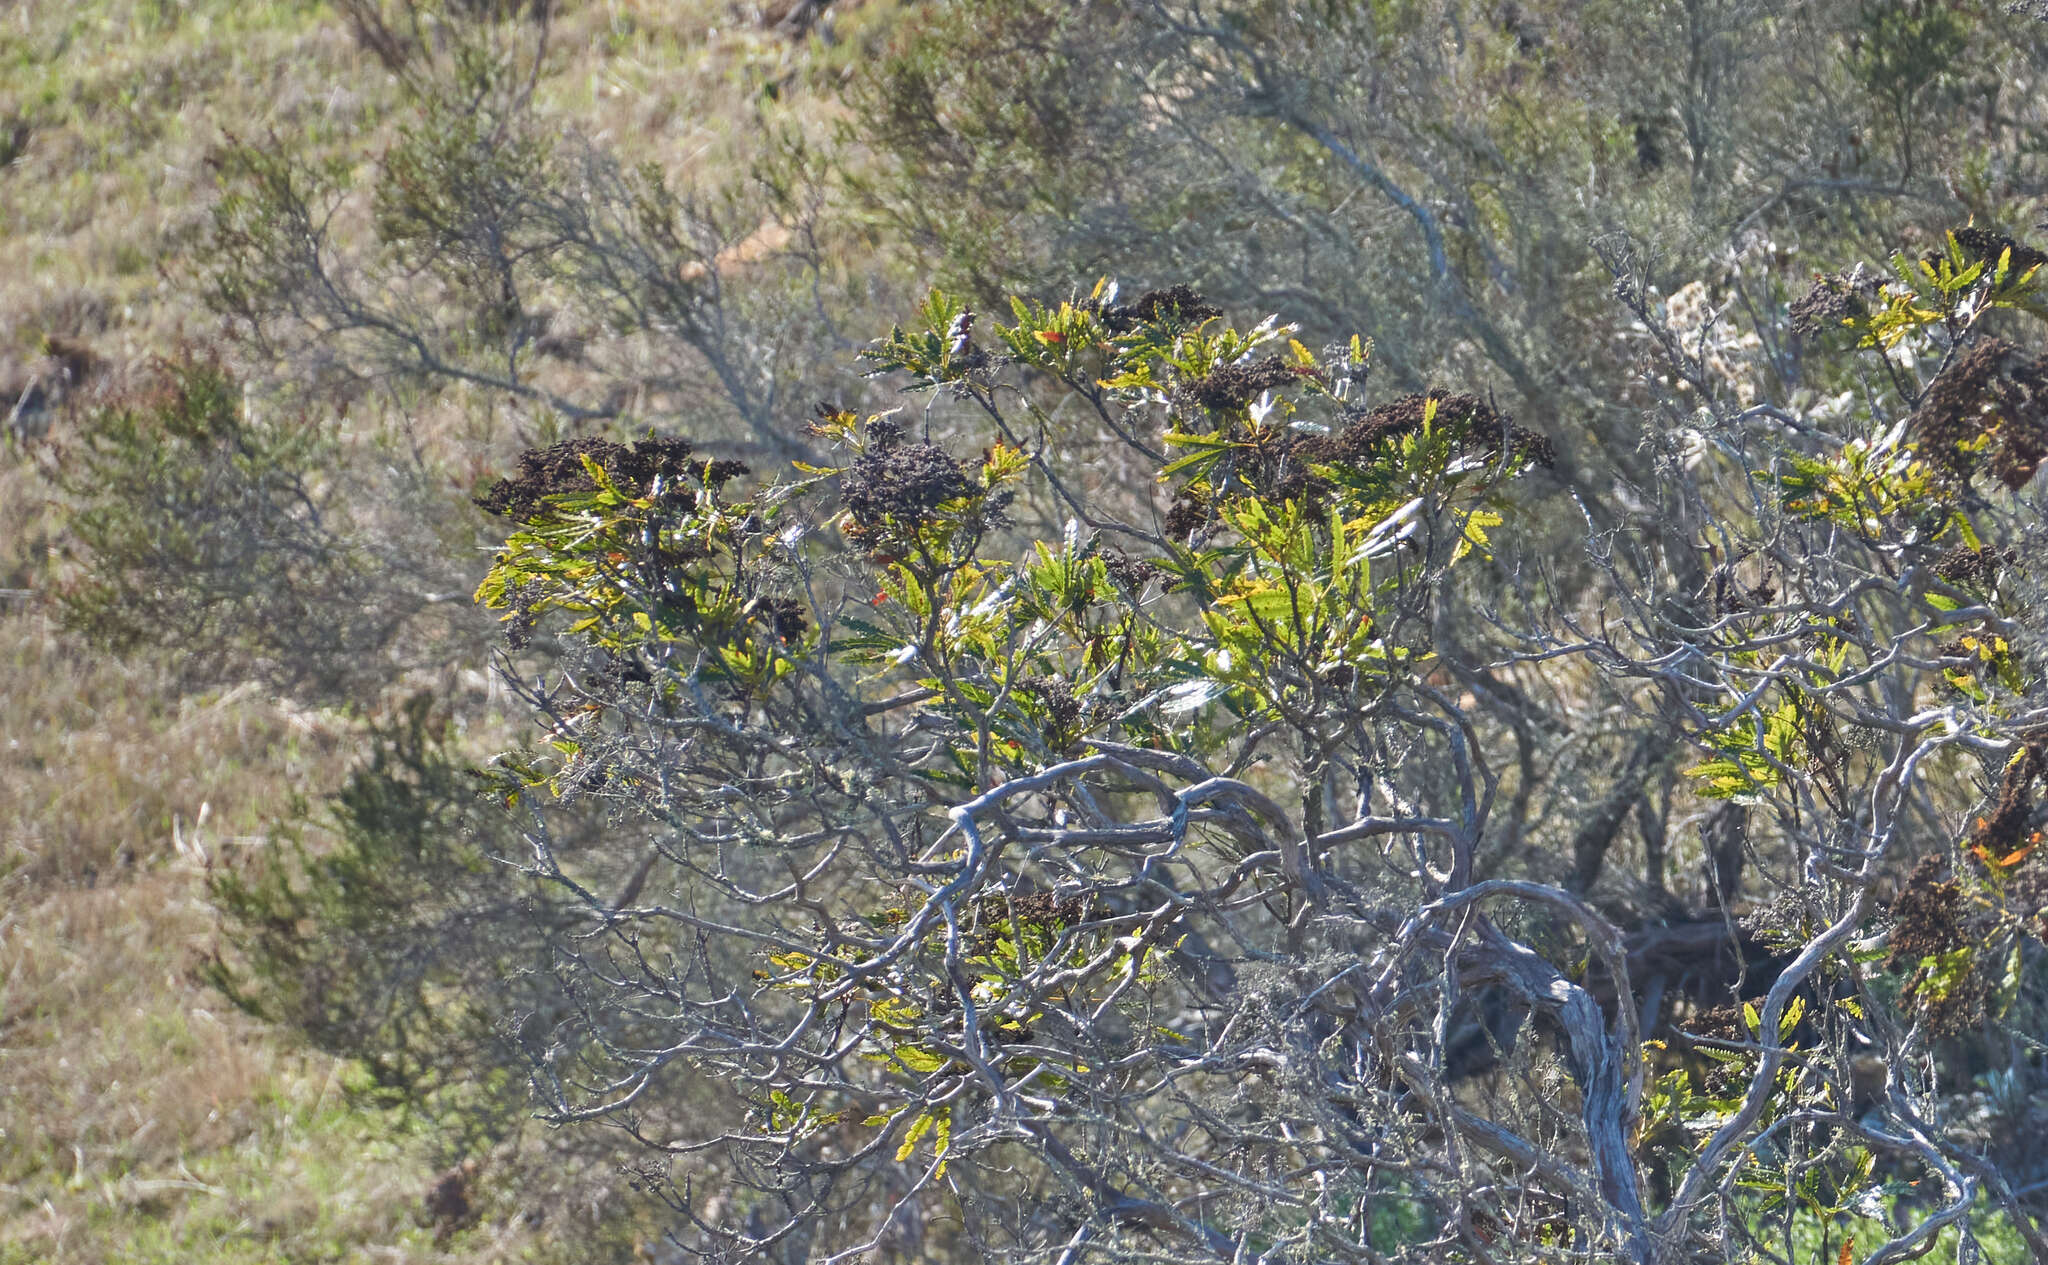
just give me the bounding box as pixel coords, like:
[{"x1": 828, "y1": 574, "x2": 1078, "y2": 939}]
[
  {"x1": 205, "y1": 695, "x2": 553, "y2": 1136},
  {"x1": 1847, "y1": 0, "x2": 1971, "y2": 176},
  {"x1": 50, "y1": 354, "x2": 472, "y2": 699}
]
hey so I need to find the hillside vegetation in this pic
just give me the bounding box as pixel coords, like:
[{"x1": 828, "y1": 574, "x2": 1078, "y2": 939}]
[{"x1": 1, "y1": 3, "x2": 882, "y2": 1260}]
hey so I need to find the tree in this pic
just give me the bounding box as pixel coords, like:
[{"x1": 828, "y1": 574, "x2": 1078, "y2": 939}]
[
  {"x1": 454, "y1": 259, "x2": 2048, "y2": 1263},
  {"x1": 202, "y1": 691, "x2": 667, "y2": 1246}
]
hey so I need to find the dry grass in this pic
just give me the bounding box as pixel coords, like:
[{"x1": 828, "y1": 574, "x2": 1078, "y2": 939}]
[
  {"x1": 0, "y1": 596, "x2": 481, "y2": 1262},
  {"x1": 0, "y1": 613, "x2": 346, "y2": 888},
  {"x1": 0, "y1": 2, "x2": 372, "y2": 364},
  {"x1": 0, "y1": 862, "x2": 582, "y2": 1264},
  {"x1": 0, "y1": 597, "x2": 663, "y2": 1262}
]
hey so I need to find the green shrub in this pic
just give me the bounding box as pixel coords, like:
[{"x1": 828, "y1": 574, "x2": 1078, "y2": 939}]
[{"x1": 51, "y1": 355, "x2": 470, "y2": 699}]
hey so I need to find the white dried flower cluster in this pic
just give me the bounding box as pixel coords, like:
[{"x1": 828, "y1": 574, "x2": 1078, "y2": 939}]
[{"x1": 1658, "y1": 279, "x2": 1766, "y2": 406}]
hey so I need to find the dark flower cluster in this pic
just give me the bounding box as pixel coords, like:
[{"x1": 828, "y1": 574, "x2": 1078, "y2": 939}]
[
  {"x1": 968, "y1": 888, "x2": 1092, "y2": 952},
  {"x1": 754, "y1": 595, "x2": 810, "y2": 643},
  {"x1": 1683, "y1": 1000, "x2": 1747, "y2": 1043},
  {"x1": 1887, "y1": 855, "x2": 1988, "y2": 1036},
  {"x1": 1264, "y1": 458, "x2": 1336, "y2": 505},
  {"x1": 1024, "y1": 675, "x2": 1084, "y2": 749},
  {"x1": 1910, "y1": 338, "x2": 2048, "y2": 489},
  {"x1": 840, "y1": 420, "x2": 973, "y2": 536},
  {"x1": 591, "y1": 649, "x2": 654, "y2": 689},
  {"x1": 1183, "y1": 354, "x2": 1300, "y2": 412},
  {"x1": 654, "y1": 583, "x2": 808, "y2": 647},
  {"x1": 1163, "y1": 486, "x2": 1209, "y2": 541},
  {"x1": 1710, "y1": 571, "x2": 1779, "y2": 615},
  {"x1": 1946, "y1": 226, "x2": 2048, "y2": 278},
  {"x1": 1934, "y1": 542, "x2": 2015, "y2": 587},
  {"x1": 1294, "y1": 390, "x2": 1556, "y2": 470},
  {"x1": 476, "y1": 436, "x2": 746, "y2": 520},
  {"x1": 503, "y1": 579, "x2": 547, "y2": 651},
  {"x1": 1098, "y1": 544, "x2": 1162, "y2": 593},
  {"x1": 1969, "y1": 741, "x2": 2048, "y2": 953},
  {"x1": 1741, "y1": 885, "x2": 1827, "y2": 954},
  {"x1": 2007, "y1": 853, "x2": 2048, "y2": 950},
  {"x1": 1160, "y1": 391, "x2": 1552, "y2": 522},
  {"x1": 1972, "y1": 742, "x2": 2045, "y2": 859},
  {"x1": 1788, "y1": 272, "x2": 1872, "y2": 336},
  {"x1": 1083, "y1": 284, "x2": 1223, "y2": 333},
  {"x1": 1887, "y1": 855, "x2": 1968, "y2": 968}
]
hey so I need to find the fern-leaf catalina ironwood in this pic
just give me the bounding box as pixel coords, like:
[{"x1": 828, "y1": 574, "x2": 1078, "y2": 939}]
[{"x1": 462, "y1": 263, "x2": 2048, "y2": 1263}]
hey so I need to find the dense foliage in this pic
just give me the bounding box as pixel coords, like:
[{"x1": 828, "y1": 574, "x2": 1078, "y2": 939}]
[{"x1": 450, "y1": 260, "x2": 2048, "y2": 1262}]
